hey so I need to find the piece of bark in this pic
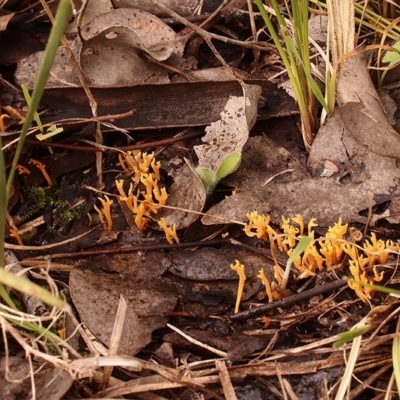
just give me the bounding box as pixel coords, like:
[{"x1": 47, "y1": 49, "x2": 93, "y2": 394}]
[{"x1": 41, "y1": 80, "x2": 298, "y2": 132}]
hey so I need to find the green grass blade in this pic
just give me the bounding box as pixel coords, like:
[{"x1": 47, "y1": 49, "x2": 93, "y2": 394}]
[
  {"x1": 21, "y1": 85, "x2": 44, "y2": 133},
  {"x1": 0, "y1": 283, "x2": 18, "y2": 310},
  {"x1": 254, "y1": 1, "x2": 291, "y2": 74},
  {"x1": 6, "y1": 0, "x2": 71, "y2": 200},
  {"x1": 282, "y1": 33, "x2": 329, "y2": 111},
  {"x1": 255, "y1": 0, "x2": 318, "y2": 147},
  {"x1": 287, "y1": 235, "x2": 312, "y2": 266},
  {"x1": 1, "y1": 0, "x2": 71, "y2": 314},
  {"x1": 281, "y1": 235, "x2": 312, "y2": 289},
  {"x1": 0, "y1": 267, "x2": 67, "y2": 309},
  {"x1": 333, "y1": 325, "x2": 370, "y2": 348},
  {"x1": 0, "y1": 304, "x2": 80, "y2": 358}
]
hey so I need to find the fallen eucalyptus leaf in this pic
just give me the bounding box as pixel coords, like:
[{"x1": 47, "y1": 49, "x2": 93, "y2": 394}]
[
  {"x1": 155, "y1": 162, "x2": 207, "y2": 229},
  {"x1": 337, "y1": 50, "x2": 400, "y2": 158},
  {"x1": 80, "y1": 8, "x2": 185, "y2": 61},
  {"x1": 194, "y1": 82, "x2": 261, "y2": 172},
  {"x1": 69, "y1": 252, "x2": 177, "y2": 357},
  {"x1": 193, "y1": 82, "x2": 261, "y2": 194},
  {"x1": 16, "y1": 8, "x2": 184, "y2": 88}
]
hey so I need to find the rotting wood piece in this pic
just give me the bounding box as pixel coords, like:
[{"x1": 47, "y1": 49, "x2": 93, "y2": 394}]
[{"x1": 41, "y1": 80, "x2": 298, "y2": 132}]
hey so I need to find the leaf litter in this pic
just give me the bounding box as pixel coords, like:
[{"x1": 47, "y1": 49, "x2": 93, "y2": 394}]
[{"x1": 3, "y1": 1, "x2": 400, "y2": 399}]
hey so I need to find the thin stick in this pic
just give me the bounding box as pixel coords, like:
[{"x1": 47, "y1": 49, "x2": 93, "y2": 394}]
[
  {"x1": 149, "y1": 0, "x2": 273, "y2": 52},
  {"x1": 230, "y1": 279, "x2": 346, "y2": 320}
]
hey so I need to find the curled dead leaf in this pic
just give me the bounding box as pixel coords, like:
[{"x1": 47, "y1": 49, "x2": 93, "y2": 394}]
[
  {"x1": 154, "y1": 162, "x2": 206, "y2": 230},
  {"x1": 16, "y1": 8, "x2": 184, "y2": 88},
  {"x1": 194, "y1": 82, "x2": 261, "y2": 172},
  {"x1": 80, "y1": 8, "x2": 185, "y2": 61}
]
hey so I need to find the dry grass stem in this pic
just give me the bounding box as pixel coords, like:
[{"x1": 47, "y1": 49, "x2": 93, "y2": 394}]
[
  {"x1": 216, "y1": 359, "x2": 237, "y2": 399},
  {"x1": 167, "y1": 323, "x2": 227, "y2": 358},
  {"x1": 99, "y1": 295, "x2": 128, "y2": 390}
]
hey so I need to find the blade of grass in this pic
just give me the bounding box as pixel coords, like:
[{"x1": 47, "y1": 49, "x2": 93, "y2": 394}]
[
  {"x1": 0, "y1": 267, "x2": 67, "y2": 309},
  {"x1": 1, "y1": 0, "x2": 71, "y2": 311},
  {"x1": 281, "y1": 235, "x2": 312, "y2": 289},
  {"x1": 0, "y1": 304, "x2": 80, "y2": 358},
  {"x1": 349, "y1": 279, "x2": 400, "y2": 297},
  {"x1": 255, "y1": 0, "x2": 322, "y2": 149},
  {"x1": 283, "y1": 33, "x2": 329, "y2": 111},
  {"x1": 333, "y1": 325, "x2": 370, "y2": 348},
  {"x1": 0, "y1": 283, "x2": 18, "y2": 310},
  {"x1": 5, "y1": 0, "x2": 71, "y2": 201},
  {"x1": 21, "y1": 85, "x2": 44, "y2": 134}
]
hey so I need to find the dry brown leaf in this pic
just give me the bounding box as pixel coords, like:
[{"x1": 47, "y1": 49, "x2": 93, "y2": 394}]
[
  {"x1": 0, "y1": 356, "x2": 73, "y2": 400},
  {"x1": 168, "y1": 247, "x2": 239, "y2": 281},
  {"x1": 15, "y1": 40, "x2": 82, "y2": 89},
  {"x1": 69, "y1": 252, "x2": 177, "y2": 357},
  {"x1": 80, "y1": 8, "x2": 185, "y2": 61},
  {"x1": 339, "y1": 102, "x2": 400, "y2": 158},
  {"x1": 222, "y1": 135, "x2": 309, "y2": 190},
  {"x1": 194, "y1": 82, "x2": 261, "y2": 172},
  {"x1": 15, "y1": 8, "x2": 184, "y2": 88},
  {"x1": 203, "y1": 129, "x2": 400, "y2": 227},
  {"x1": 337, "y1": 50, "x2": 400, "y2": 158},
  {"x1": 154, "y1": 162, "x2": 206, "y2": 229}
]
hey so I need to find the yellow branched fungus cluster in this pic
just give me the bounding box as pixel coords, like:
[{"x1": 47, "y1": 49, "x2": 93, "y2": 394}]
[
  {"x1": 115, "y1": 150, "x2": 167, "y2": 231},
  {"x1": 17, "y1": 158, "x2": 53, "y2": 188},
  {"x1": 243, "y1": 212, "x2": 399, "y2": 303},
  {"x1": 95, "y1": 150, "x2": 179, "y2": 243}
]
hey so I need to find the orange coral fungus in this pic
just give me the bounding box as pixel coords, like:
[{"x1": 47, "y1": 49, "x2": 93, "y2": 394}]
[
  {"x1": 29, "y1": 159, "x2": 52, "y2": 187},
  {"x1": 230, "y1": 260, "x2": 246, "y2": 313},
  {"x1": 134, "y1": 203, "x2": 149, "y2": 231},
  {"x1": 244, "y1": 211, "x2": 270, "y2": 239},
  {"x1": 93, "y1": 205, "x2": 105, "y2": 225},
  {"x1": 0, "y1": 114, "x2": 9, "y2": 132},
  {"x1": 9, "y1": 228, "x2": 23, "y2": 245},
  {"x1": 99, "y1": 196, "x2": 113, "y2": 230},
  {"x1": 257, "y1": 268, "x2": 273, "y2": 303},
  {"x1": 114, "y1": 150, "x2": 168, "y2": 231},
  {"x1": 16, "y1": 165, "x2": 30, "y2": 175},
  {"x1": 158, "y1": 217, "x2": 179, "y2": 244},
  {"x1": 244, "y1": 212, "x2": 395, "y2": 303}
]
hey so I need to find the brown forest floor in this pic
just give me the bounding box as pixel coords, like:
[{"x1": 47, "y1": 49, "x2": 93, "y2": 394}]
[{"x1": 1, "y1": 1, "x2": 400, "y2": 399}]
